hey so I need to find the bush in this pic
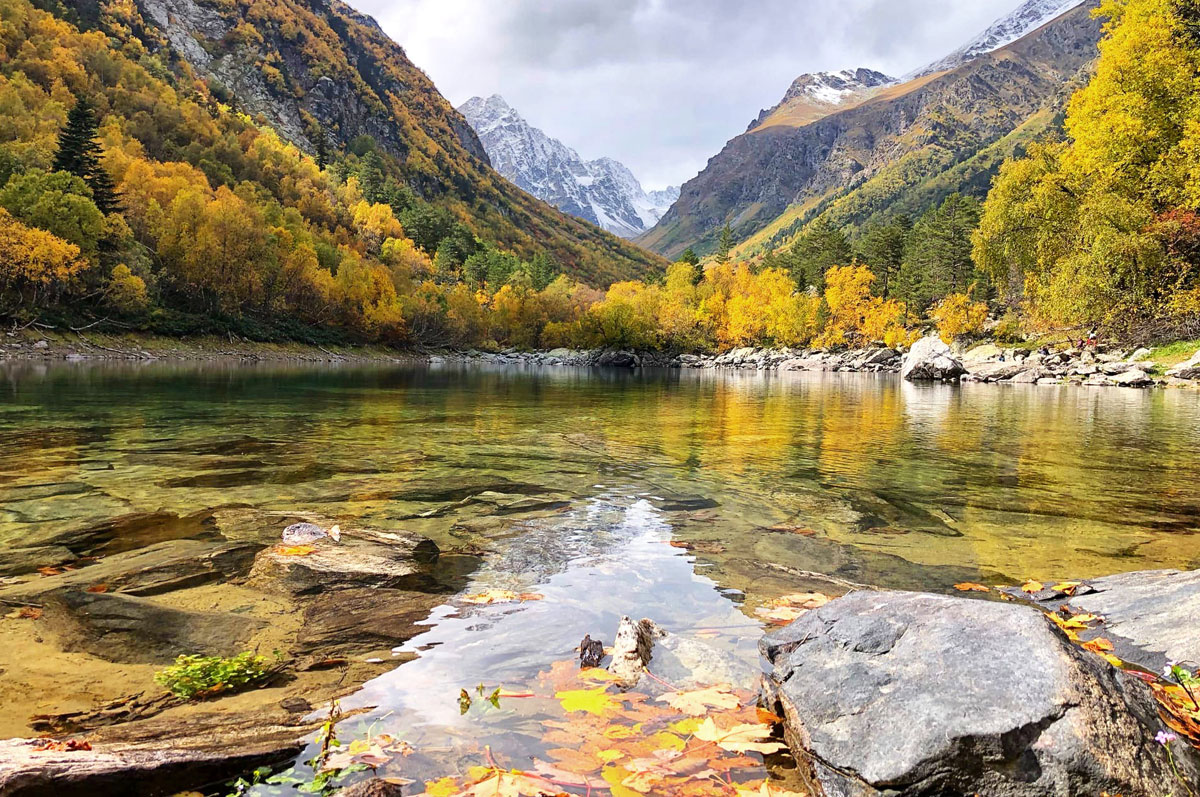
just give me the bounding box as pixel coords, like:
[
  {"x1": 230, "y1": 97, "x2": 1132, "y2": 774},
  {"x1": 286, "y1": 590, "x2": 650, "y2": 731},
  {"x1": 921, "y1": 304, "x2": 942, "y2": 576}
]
[{"x1": 154, "y1": 651, "x2": 278, "y2": 700}]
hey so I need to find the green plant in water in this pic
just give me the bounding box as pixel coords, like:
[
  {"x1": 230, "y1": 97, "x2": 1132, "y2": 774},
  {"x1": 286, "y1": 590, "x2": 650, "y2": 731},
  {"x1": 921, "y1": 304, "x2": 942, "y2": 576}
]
[{"x1": 154, "y1": 650, "x2": 280, "y2": 700}]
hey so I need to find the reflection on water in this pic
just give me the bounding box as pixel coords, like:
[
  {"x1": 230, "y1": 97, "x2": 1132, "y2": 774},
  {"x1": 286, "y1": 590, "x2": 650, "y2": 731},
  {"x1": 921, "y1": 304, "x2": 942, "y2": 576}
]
[{"x1": 2, "y1": 360, "x2": 1199, "y2": 786}]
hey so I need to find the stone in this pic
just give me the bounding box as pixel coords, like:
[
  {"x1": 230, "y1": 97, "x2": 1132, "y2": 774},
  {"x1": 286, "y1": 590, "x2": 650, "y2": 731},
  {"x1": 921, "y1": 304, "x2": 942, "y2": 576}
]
[
  {"x1": 1167, "y1": 348, "x2": 1200, "y2": 379},
  {"x1": 965, "y1": 361, "x2": 1026, "y2": 381},
  {"x1": 1110, "y1": 368, "x2": 1154, "y2": 387},
  {"x1": 248, "y1": 528, "x2": 440, "y2": 596},
  {"x1": 900, "y1": 337, "x2": 966, "y2": 381},
  {"x1": 1128, "y1": 347, "x2": 1152, "y2": 362},
  {"x1": 651, "y1": 633, "x2": 759, "y2": 691},
  {"x1": 335, "y1": 779, "x2": 406, "y2": 797},
  {"x1": 1009, "y1": 366, "x2": 1046, "y2": 383},
  {"x1": 962, "y1": 343, "x2": 1003, "y2": 363},
  {"x1": 761, "y1": 590, "x2": 1199, "y2": 797},
  {"x1": 47, "y1": 589, "x2": 265, "y2": 664},
  {"x1": 295, "y1": 586, "x2": 444, "y2": 657},
  {"x1": 607, "y1": 616, "x2": 663, "y2": 688},
  {"x1": 1064, "y1": 569, "x2": 1200, "y2": 671},
  {"x1": 596, "y1": 350, "x2": 637, "y2": 368},
  {"x1": 32, "y1": 340, "x2": 48, "y2": 350}
]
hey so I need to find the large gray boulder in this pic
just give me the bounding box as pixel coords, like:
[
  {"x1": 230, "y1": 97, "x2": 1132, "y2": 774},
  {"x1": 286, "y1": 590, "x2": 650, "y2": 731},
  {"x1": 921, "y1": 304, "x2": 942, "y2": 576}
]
[
  {"x1": 1167, "y1": 348, "x2": 1200, "y2": 379},
  {"x1": 761, "y1": 590, "x2": 1198, "y2": 797},
  {"x1": 901, "y1": 337, "x2": 966, "y2": 381}
]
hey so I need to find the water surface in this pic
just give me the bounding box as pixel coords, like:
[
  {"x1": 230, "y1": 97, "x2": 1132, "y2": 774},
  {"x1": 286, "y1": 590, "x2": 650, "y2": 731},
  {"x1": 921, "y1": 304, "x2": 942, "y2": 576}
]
[{"x1": 2, "y1": 361, "x2": 1198, "y2": 790}]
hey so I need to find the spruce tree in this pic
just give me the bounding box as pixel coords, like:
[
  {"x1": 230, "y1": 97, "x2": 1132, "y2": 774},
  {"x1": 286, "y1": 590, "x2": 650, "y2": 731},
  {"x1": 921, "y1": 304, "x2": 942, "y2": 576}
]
[
  {"x1": 53, "y1": 96, "x2": 120, "y2": 214},
  {"x1": 315, "y1": 134, "x2": 329, "y2": 171},
  {"x1": 716, "y1": 224, "x2": 734, "y2": 264}
]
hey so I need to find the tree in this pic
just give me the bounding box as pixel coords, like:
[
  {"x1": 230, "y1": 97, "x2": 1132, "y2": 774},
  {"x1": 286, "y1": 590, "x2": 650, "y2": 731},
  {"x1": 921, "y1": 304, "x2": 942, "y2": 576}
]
[
  {"x1": 315, "y1": 134, "x2": 329, "y2": 171},
  {"x1": 358, "y1": 150, "x2": 387, "y2": 205},
  {"x1": 856, "y1": 215, "x2": 911, "y2": 298},
  {"x1": 52, "y1": 96, "x2": 120, "y2": 214},
  {"x1": 716, "y1": 224, "x2": 734, "y2": 264},
  {"x1": 0, "y1": 209, "x2": 88, "y2": 305},
  {"x1": 679, "y1": 247, "x2": 700, "y2": 267},
  {"x1": 901, "y1": 194, "x2": 981, "y2": 314},
  {"x1": 0, "y1": 170, "x2": 105, "y2": 258},
  {"x1": 787, "y1": 218, "x2": 852, "y2": 291}
]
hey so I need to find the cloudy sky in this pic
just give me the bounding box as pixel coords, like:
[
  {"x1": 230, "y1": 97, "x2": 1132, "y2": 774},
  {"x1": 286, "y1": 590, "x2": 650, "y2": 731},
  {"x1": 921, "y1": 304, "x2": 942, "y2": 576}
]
[{"x1": 352, "y1": 0, "x2": 1025, "y2": 190}]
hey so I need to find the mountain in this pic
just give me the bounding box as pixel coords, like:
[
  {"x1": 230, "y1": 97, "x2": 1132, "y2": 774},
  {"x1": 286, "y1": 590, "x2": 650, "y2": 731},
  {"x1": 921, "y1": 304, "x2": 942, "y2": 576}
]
[
  {"x1": 747, "y1": 69, "x2": 896, "y2": 132},
  {"x1": 637, "y1": 0, "x2": 1101, "y2": 259},
  {"x1": 911, "y1": 0, "x2": 1088, "y2": 78},
  {"x1": 459, "y1": 95, "x2": 679, "y2": 239},
  {"x1": 75, "y1": 0, "x2": 662, "y2": 286}
]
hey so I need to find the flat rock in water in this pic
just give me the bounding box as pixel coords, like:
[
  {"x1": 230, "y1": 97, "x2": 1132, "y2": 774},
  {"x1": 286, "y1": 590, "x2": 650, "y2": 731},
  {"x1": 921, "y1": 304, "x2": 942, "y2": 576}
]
[
  {"x1": 0, "y1": 709, "x2": 317, "y2": 797},
  {"x1": 760, "y1": 590, "x2": 1199, "y2": 797},
  {"x1": 296, "y1": 586, "x2": 445, "y2": 656},
  {"x1": 650, "y1": 633, "x2": 759, "y2": 692},
  {"x1": 249, "y1": 529, "x2": 440, "y2": 596},
  {"x1": 1063, "y1": 568, "x2": 1200, "y2": 669},
  {"x1": 47, "y1": 589, "x2": 266, "y2": 665}
]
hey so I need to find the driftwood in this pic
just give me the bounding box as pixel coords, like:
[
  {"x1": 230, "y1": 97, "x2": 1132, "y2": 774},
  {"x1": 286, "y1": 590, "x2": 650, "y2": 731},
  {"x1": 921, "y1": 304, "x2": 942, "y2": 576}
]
[{"x1": 578, "y1": 634, "x2": 604, "y2": 668}]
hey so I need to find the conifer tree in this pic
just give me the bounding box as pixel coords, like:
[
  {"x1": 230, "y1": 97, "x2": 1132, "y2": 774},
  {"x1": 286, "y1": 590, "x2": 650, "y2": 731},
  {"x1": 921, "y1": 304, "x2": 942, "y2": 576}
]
[
  {"x1": 716, "y1": 224, "x2": 734, "y2": 264},
  {"x1": 53, "y1": 96, "x2": 120, "y2": 214}
]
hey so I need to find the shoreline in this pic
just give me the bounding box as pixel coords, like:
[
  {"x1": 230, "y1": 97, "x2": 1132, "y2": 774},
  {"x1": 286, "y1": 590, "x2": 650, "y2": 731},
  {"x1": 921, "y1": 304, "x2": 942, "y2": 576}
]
[{"x1": 5, "y1": 330, "x2": 1200, "y2": 389}]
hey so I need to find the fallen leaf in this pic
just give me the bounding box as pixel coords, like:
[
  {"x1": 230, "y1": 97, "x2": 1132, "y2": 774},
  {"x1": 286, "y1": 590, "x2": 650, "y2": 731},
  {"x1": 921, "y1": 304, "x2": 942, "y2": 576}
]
[
  {"x1": 1082, "y1": 638, "x2": 1115, "y2": 654},
  {"x1": 461, "y1": 590, "x2": 544, "y2": 605},
  {"x1": 954, "y1": 582, "x2": 990, "y2": 592},
  {"x1": 1051, "y1": 581, "x2": 1082, "y2": 595},
  {"x1": 31, "y1": 739, "x2": 90, "y2": 752},
  {"x1": 275, "y1": 545, "x2": 317, "y2": 557},
  {"x1": 36, "y1": 567, "x2": 63, "y2": 577},
  {"x1": 424, "y1": 777, "x2": 460, "y2": 797},
  {"x1": 1021, "y1": 580, "x2": 1044, "y2": 594},
  {"x1": 453, "y1": 769, "x2": 559, "y2": 797},
  {"x1": 5, "y1": 607, "x2": 42, "y2": 620},
  {"x1": 85, "y1": 584, "x2": 108, "y2": 593},
  {"x1": 556, "y1": 687, "x2": 621, "y2": 717},
  {"x1": 658, "y1": 685, "x2": 740, "y2": 716},
  {"x1": 693, "y1": 718, "x2": 785, "y2": 755},
  {"x1": 1059, "y1": 613, "x2": 1100, "y2": 630}
]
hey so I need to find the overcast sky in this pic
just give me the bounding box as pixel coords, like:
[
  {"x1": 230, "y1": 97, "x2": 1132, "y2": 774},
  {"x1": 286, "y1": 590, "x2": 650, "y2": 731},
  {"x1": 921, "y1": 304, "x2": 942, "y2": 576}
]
[{"x1": 351, "y1": 0, "x2": 1024, "y2": 190}]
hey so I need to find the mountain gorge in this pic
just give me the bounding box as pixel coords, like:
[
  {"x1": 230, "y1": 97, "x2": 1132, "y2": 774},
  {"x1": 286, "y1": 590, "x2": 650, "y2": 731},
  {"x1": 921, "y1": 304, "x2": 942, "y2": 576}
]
[
  {"x1": 639, "y1": 0, "x2": 1101, "y2": 259},
  {"x1": 459, "y1": 95, "x2": 679, "y2": 239},
  {"x1": 64, "y1": 0, "x2": 662, "y2": 285}
]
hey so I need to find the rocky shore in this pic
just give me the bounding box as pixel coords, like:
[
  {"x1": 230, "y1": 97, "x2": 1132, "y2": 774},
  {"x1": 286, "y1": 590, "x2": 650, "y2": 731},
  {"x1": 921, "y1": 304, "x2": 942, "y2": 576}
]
[
  {"x1": 435, "y1": 338, "x2": 1200, "y2": 389},
  {"x1": 761, "y1": 567, "x2": 1200, "y2": 796}
]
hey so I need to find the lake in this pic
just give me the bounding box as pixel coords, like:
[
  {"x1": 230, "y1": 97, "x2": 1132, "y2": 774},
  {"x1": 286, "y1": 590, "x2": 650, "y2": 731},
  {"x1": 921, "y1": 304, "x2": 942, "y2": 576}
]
[{"x1": 2, "y1": 360, "x2": 1198, "y2": 792}]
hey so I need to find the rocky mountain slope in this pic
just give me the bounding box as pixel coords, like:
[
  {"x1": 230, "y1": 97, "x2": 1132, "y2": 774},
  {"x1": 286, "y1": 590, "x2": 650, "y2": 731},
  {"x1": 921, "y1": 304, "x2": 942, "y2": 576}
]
[
  {"x1": 81, "y1": 0, "x2": 663, "y2": 285},
  {"x1": 638, "y1": 0, "x2": 1100, "y2": 259},
  {"x1": 459, "y1": 95, "x2": 679, "y2": 239},
  {"x1": 746, "y1": 69, "x2": 896, "y2": 132},
  {"x1": 911, "y1": 0, "x2": 1087, "y2": 77}
]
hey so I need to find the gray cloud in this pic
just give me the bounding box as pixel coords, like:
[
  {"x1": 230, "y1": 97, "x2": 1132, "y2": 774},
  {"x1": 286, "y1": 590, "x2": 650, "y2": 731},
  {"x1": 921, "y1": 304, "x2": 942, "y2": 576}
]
[{"x1": 350, "y1": 0, "x2": 1021, "y2": 189}]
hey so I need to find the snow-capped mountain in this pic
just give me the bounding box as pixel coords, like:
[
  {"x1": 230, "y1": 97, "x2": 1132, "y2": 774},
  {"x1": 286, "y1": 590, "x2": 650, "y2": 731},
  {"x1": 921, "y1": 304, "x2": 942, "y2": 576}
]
[
  {"x1": 911, "y1": 0, "x2": 1086, "y2": 77},
  {"x1": 748, "y1": 68, "x2": 895, "y2": 131},
  {"x1": 458, "y1": 95, "x2": 679, "y2": 239}
]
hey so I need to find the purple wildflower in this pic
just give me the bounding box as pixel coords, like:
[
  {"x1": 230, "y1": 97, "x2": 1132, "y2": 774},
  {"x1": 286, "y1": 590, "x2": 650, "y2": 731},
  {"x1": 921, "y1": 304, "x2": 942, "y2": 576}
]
[{"x1": 1156, "y1": 730, "x2": 1178, "y2": 746}]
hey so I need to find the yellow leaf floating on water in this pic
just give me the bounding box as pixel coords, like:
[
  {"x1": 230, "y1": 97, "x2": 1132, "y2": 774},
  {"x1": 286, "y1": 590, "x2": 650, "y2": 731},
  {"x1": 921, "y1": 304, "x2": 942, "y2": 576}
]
[
  {"x1": 461, "y1": 590, "x2": 545, "y2": 605},
  {"x1": 1021, "y1": 580, "x2": 1045, "y2": 594},
  {"x1": 669, "y1": 716, "x2": 704, "y2": 735},
  {"x1": 954, "y1": 582, "x2": 990, "y2": 592},
  {"x1": 275, "y1": 544, "x2": 317, "y2": 557},
  {"x1": 453, "y1": 769, "x2": 559, "y2": 797},
  {"x1": 580, "y1": 667, "x2": 621, "y2": 682},
  {"x1": 1059, "y1": 613, "x2": 1100, "y2": 630},
  {"x1": 423, "y1": 776, "x2": 460, "y2": 797},
  {"x1": 597, "y1": 749, "x2": 625, "y2": 763},
  {"x1": 556, "y1": 686, "x2": 621, "y2": 716},
  {"x1": 693, "y1": 717, "x2": 785, "y2": 755},
  {"x1": 658, "y1": 685, "x2": 740, "y2": 716}
]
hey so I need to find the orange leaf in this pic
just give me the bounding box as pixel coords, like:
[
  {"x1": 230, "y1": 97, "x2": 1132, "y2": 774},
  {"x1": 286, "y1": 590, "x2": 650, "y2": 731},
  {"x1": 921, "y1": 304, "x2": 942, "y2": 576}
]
[
  {"x1": 1082, "y1": 637, "x2": 1115, "y2": 653},
  {"x1": 86, "y1": 584, "x2": 108, "y2": 593},
  {"x1": 1021, "y1": 580, "x2": 1044, "y2": 594},
  {"x1": 954, "y1": 582, "x2": 990, "y2": 592}
]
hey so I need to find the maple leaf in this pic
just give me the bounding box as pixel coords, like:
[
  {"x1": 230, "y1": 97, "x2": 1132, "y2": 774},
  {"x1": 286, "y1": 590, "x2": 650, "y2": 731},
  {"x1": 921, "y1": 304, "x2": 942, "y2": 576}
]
[
  {"x1": 693, "y1": 718, "x2": 785, "y2": 755},
  {"x1": 453, "y1": 769, "x2": 559, "y2": 797},
  {"x1": 556, "y1": 687, "x2": 620, "y2": 716},
  {"x1": 461, "y1": 590, "x2": 545, "y2": 605},
  {"x1": 953, "y1": 582, "x2": 989, "y2": 592},
  {"x1": 1021, "y1": 580, "x2": 1045, "y2": 594},
  {"x1": 1082, "y1": 637, "x2": 1115, "y2": 653},
  {"x1": 275, "y1": 544, "x2": 317, "y2": 557},
  {"x1": 424, "y1": 778, "x2": 460, "y2": 797},
  {"x1": 1051, "y1": 581, "x2": 1082, "y2": 595},
  {"x1": 659, "y1": 685, "x2": 740, "y2": 716},
  {"x1": 1059, "y1": 613, "x2": 1099, "y2": 630},
  {"x1": 85, "y1": 584, "x2": 108, "y2": 593}
]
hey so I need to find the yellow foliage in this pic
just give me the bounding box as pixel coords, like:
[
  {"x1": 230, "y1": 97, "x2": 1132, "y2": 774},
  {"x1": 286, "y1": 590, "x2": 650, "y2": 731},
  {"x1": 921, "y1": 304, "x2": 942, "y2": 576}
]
[
  {"x1": 0, "y1": 208, "x2": 87, "y2": 296},
  {"x1": 930, "y1": 292, "x2": 989, "y2": 343}
]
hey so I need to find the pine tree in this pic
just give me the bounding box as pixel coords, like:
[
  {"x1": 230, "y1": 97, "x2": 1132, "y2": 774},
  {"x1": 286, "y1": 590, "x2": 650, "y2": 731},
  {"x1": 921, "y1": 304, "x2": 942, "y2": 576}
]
[
  {"x1": 316, "y1": 134, "x2": 329, "y2": 171},
  {"x1": 716, "y1": 224, "x2": 734, "y2": 264},
  {"x1": 53, "y1": 96, "x2": 120, "y2": 214},
  {"x1": 788, "y1": 217, "x2": 852, "y2": 291},
  {"x1": 359, "y1": 150, "x2": 386, "y2": 204}
]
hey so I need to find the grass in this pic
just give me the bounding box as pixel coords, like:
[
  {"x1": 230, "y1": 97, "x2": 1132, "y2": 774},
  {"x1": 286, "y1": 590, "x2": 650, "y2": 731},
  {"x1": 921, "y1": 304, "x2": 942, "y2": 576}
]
[{"x1": 1148, "y1": 339, "x2": 1200, "y2": 367}]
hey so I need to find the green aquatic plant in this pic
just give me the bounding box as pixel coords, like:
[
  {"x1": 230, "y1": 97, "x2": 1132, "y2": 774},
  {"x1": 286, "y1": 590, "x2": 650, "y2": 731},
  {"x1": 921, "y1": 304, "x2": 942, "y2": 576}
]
[{"x1": 154, "y1": 651, "x2": 280, "y2": 700}]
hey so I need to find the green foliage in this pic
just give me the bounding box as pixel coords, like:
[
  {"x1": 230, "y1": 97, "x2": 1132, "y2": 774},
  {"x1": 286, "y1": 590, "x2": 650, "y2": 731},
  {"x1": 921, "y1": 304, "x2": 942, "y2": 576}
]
[
  {"x1": 52, "y1": 96, "x2": 119, "y2": 214},
  {"x1": 855, "y1": 215, "x2": 911, "y2": 299},
  {"x1": 896, "y1": 194, "x2": 981, "y2": 314},
  {"x1": 716, "y1": 223, "x2": 734, "y2": 264},
  {"x1": 784, "y1": 218, "x2": 852, "y2": 291},
  {"x1": 679, "y1": 247, "x2": 700, "y2": 267},
  {"x1": 154, "y1": 651, "x2": 278, "y2": 700},
  {"x1": 0, "y1": 169, "x2": 104, "y2": 257}
]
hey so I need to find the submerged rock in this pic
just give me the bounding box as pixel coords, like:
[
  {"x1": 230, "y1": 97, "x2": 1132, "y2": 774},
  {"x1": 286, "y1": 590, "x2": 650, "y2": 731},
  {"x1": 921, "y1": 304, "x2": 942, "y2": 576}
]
[
  {"x1": 761, "y1": 590, "x2": 1199, "y2": 797},
  {"x1": 900, "y1": 337, "x2": 966, "y2": 381},
  {"x1": 249, "y1": 528, "x2": 440, "y2": 596}
]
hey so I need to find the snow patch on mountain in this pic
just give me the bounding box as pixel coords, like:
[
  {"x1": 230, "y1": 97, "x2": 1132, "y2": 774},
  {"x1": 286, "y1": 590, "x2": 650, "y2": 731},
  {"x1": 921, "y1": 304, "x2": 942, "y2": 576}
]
[
  {"x1": 911, "y1": 0, "x2": 1086, "y2": 78},
  {"x1": 458, "y1": 95, "x2": 679, "y2": 239},
  {"x1": 748, "y1": 68, "x2": 895, "y2": 131}
]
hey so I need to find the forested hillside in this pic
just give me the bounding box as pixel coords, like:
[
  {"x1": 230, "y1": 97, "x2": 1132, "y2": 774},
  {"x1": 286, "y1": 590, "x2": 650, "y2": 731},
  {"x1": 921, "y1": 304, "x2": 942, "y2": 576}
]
[
  {"x1": 0, "y1": 0, "x2": 661, "y2": 346},
  {"x1": 640, "y1": 1, "x2": 1101, "y2": 260}
]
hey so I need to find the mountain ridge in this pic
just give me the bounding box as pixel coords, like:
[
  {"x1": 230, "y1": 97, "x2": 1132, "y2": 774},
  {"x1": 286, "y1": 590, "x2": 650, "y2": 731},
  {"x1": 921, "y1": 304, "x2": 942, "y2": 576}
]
[{"x1": 459, "y1": 94, "x2": 679, "y2": 239}]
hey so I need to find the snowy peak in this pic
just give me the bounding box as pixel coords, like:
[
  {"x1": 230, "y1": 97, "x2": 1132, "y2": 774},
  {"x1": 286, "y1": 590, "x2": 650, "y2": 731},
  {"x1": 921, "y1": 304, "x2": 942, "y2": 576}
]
[
  {"x1": 750, "y1": 68, "x2": 896, "y2": 131},
  {"x1": 785, "y1": 69, "x2": 896, "y2": 106},
  {"x1": 458, "y1": 95, "x2": 678, "y2": 239},
  {"x1": 911, "y1": 0, "x2": 1087, "y2": 77}
]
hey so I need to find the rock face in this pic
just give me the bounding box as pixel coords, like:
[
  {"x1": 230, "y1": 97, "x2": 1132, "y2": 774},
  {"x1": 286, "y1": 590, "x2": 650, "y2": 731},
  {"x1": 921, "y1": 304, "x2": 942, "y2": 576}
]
[
  {"x1": 900, "y1": 337, "x2": 966, "y2": 381},
  {"x1": 761, "y1": 590, "x2": 1199, "y2": 797},
  {"x1": 459, "y1": 95, "x2": 679, "y2": 239}
]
